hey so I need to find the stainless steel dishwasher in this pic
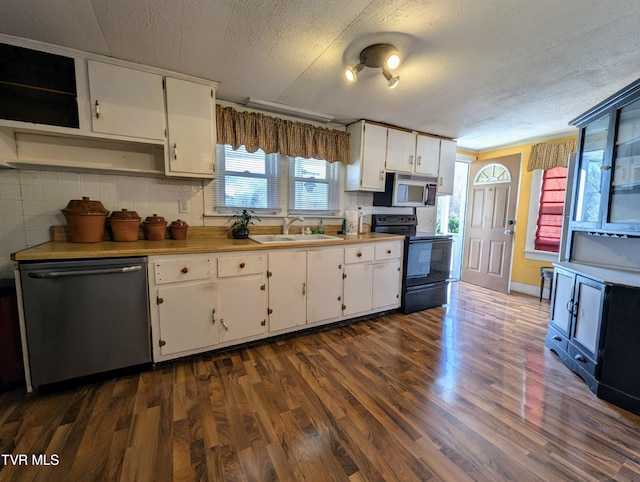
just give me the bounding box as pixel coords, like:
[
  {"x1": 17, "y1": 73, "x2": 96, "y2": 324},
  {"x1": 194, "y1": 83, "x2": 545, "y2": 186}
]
[{"x1": 20, "y1": 257, "x2": 151, "y2": 390}]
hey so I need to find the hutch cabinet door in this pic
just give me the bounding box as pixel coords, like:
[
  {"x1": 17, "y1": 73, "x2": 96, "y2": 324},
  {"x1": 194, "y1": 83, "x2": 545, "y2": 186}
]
[
  {"x1": 572, "y1": 275, "x2": 606, "y2": 357},
  {"x1": 549, "y1": 268, "x2": 575, "y2": 337},
  {"x1": 572, "y1": 114, "x2": 610, "y2": 228}
]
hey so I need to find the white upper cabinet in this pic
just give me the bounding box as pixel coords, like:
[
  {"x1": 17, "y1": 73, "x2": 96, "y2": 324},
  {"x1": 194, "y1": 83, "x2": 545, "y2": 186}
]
[
  {"x1": 438, "y1": 139, "x2": 457, "y2": 195},
  {"x1": 346, "y1": 121, "x2": 387, "y2": 191},
  {"x1": 164, "y1": 77, "x2": 216, "y2": 178},
  {"x1": 414, "y1": 134, "x2": 441, "y2": 177},
  {"x1": 87, "y1": 60, "x2": 165, "y2": 141},
  {"x1": 386, "y1": 128, "x2": 416, "y2": 173}
]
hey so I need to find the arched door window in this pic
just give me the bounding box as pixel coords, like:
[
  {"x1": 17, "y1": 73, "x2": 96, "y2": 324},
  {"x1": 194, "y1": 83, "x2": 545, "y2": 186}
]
[{"x1": 473, "y1": 163, "x2": 511, "y2": 184}]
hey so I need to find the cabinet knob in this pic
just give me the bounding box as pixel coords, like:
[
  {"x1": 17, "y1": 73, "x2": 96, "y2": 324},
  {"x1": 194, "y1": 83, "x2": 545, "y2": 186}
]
[
  {"x1": 181, "y1": 267, "x2": 188, "y2": 273},
  {"x1": 409, "y1": 154, "x2": 414, "y2": 165},
  {"x1": 338, "y1": 264, "x2": 342, "y2": 269},
  {"x1": 417, "y1": 155, "x2": 421, "y2": 165},
  {"x1": 239, "y1": 262, "x2": 245, "y2": 269},
  {"x1": 386, "y1": 249, "x2": 392, "y2": 254},
  {"x1": 357, "y1": 252, "x2": 362, "y2": 257},
  {"x1": 173, "y1": 143, "x2": 178, "y2": 161}
]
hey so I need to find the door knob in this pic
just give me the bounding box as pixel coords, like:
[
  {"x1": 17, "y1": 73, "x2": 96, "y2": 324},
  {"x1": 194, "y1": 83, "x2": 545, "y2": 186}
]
[{"x1": 504, "y1": 229, "x2": 514, "y2": 235}]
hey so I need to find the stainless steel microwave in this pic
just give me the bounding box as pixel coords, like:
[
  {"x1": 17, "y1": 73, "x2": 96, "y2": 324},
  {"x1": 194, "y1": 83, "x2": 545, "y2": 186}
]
[{"x1": 373, "y1": 173, "x2": 437, "y2": 207}]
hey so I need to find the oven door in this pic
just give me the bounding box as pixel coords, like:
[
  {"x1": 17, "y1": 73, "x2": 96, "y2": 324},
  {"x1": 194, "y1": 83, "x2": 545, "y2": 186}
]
[{"x1": 404, "y1": 238, "x2": 452, "y2": 286}]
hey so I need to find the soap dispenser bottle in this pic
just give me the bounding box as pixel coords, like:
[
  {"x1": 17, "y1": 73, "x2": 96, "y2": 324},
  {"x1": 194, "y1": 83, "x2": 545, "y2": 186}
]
[{"x1": 318, "y1": 218, "x2": 324, "y2": 234}]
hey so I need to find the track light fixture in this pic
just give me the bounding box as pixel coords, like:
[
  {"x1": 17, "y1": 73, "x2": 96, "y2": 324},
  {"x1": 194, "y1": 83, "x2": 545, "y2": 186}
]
[{"x1": 344, "y1": 43, "x2": 401, "y2": 89}]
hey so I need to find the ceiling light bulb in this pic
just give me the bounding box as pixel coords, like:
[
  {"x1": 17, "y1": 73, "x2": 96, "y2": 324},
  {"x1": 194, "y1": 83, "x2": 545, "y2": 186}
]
[
  {"x1": 385, "y1": 51, "x2": 401, "y2": 70},
  {"x1": 383, "y1": 69, "x2": 400, "y2": 89},
  {"x1": 345, "y1": 63, "x2": 363, "y2": 82}
]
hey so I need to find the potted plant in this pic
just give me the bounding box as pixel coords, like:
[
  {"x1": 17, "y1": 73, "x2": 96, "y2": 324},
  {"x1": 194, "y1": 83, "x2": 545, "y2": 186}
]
[{"x1": 230, "y1": 209, "x2": 260, "y2": 239}]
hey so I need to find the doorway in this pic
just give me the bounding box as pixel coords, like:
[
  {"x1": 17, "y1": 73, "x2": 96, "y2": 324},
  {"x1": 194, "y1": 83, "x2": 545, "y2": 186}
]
[{"x1": 436, "y1": 160, "x2": 470, "y2": 279}]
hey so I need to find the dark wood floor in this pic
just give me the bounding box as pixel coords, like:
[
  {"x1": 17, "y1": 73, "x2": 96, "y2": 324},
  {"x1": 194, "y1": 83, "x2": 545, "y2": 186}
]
[{"x1": 2, "y1": 281, "x2": 640, "y2": 481}]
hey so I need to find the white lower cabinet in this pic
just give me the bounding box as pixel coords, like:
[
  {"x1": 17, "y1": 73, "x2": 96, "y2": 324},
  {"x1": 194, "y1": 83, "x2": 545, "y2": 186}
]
[
  {"x1": 156, "y1": 282, "x2": 218, "y2": 356},
  {"x1": 307, "y1": 248, "x2": 344, "y2": 323},
  {"x1": 217, "y1": 253, "x2": 268, "y2": 343},
  {"x1": 373, "y1": 261, "x2": 401, "y2": 309},
  {"x1": 148, "y1": 241, "x2": 402, "y2": 362},
  {"x1": 218, "y1": 275, "x2": 267, "y2": 342},
  {"x1": 268, "y1": 250, "x2": 307, "y2": 332}
]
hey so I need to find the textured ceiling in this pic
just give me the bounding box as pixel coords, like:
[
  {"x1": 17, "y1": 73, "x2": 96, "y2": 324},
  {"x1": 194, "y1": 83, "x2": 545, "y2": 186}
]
[{"x1": 2, "y1": 0, "x2": 640, "y2": 151}]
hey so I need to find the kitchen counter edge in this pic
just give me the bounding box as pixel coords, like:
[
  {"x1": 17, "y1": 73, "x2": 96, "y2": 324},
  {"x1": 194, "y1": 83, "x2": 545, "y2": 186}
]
[{"x1": 12, "y1": 232, "x2": 405, "y2": 262}]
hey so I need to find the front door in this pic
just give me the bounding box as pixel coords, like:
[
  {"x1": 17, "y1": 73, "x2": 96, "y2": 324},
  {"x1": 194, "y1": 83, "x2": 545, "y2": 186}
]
[{"x1": 461, "y1": 154, "x2": 521, "y2": 293}]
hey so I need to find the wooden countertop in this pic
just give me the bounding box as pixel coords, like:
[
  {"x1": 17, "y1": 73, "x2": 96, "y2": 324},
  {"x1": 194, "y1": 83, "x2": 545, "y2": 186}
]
[{"x1": 12, "y1": 229, "x2": 405, "y2": 262}]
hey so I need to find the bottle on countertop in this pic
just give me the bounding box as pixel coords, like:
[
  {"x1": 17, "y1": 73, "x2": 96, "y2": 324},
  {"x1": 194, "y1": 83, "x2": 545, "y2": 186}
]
[{"x1": 318, "y1": 218, "x2": 324, "y2": 234}]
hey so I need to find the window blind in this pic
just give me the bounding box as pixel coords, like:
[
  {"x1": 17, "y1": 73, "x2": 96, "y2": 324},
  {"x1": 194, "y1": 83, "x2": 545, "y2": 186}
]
[
  {"x1": 288, "y1": 157, "x2": 342, "y2": 215},
  {"x1": 534, "y1": 166, "x2": 568, "y2": 252},
  {"x1": 214, "y1": 145, "x2": 281, "y2": 213}
]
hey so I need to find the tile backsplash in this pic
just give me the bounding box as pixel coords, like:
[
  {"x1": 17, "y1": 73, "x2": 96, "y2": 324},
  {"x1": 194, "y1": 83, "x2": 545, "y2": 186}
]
[{"x1": 0, "y1": 168, "x2": 205, "y2": 278}]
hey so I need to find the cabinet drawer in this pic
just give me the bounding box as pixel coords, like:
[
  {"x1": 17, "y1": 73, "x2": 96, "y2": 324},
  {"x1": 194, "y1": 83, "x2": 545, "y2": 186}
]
[
  {"x1": 345, "y1": 245, "x2": 374, "y2": 264},
  {"x1": 154, "y1": 257, "x2": 214, "y2": 284},
  {"x1": 375, "y1": 242, "x2": 402, "y2": 261},
  {"x1": 569, "y1": 342, "x2": 600, "y2": 378},
  {"x1": 545, "y1": 324, "x2": 568, "y2": 354},
  {"x1": 218, "y1": 254, "x2": 265, "y2": 278}
]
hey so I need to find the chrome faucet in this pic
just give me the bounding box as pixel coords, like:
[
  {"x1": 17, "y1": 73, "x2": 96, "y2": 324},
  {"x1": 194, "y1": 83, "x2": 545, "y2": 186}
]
[{"x1": 283, "y1": 215, "x2": 304, "y2": 235}]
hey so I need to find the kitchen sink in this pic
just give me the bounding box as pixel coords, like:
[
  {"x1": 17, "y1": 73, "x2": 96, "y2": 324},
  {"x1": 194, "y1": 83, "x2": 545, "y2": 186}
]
[{"x1": 249, "y1": 234, "x2": 342, "y2": 244}]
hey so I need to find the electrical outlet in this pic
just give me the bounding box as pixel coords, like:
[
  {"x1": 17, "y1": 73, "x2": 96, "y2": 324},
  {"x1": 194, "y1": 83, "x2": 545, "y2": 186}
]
[{"x1": 178, "y1": 199, "x2": 189, "y2": 214}]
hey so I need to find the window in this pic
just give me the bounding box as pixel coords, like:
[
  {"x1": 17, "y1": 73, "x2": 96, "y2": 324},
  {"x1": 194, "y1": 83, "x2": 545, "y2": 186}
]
[
  {"x1": 534, "y1": 166, "x2": 568, "y2": 253},
  {"x1": 288, "y1": 157, "x2": 342, "y2": 215},
  {"x1": 214, "y1": 145, "x2": 280, "y2": 213}
]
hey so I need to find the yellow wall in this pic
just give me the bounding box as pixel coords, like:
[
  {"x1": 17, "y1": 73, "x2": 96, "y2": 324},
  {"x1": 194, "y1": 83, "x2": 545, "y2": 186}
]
[{"x1": 476, "y1": 135, "x2": 577, "y2": 288}]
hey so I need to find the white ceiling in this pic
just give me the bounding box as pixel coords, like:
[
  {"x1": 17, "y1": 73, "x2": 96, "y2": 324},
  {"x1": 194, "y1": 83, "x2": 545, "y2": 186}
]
[{"x1": 2, "y1": 0, "x2": 640, "y2": 151}]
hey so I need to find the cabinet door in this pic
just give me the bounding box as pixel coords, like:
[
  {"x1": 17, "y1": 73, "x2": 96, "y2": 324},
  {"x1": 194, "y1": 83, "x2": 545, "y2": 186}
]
[
  {"x1": 307, "y1": 248, "x2": 344, "y2": 323},
  {"x1": 573, "y1": 114, "x2": 610, "y2": 227},
  {"x1": 218, "y1": 276, "x2": 267, "y2": 343},
  {"x1": 386, "y1": 129, "x2": 416, "y2": 173},
  {"x1": 268, "y1": 250, "x2": 307, "y2": 332},
  {"x1": 87, "y1": 60, "x2": 165, "y2": 140},
  {"x1": 607, "y1": 96, "x2": 640, "y2": 229},
  {"x1": 437, "y1": 139, "x2": 457, "y2": 195},
  {"x1": 549, "y1": 268, "x2": 575, "y2": 336},
  {"x1": 372, "y1": 260, "x2": 401, "y2": 309},
  {"x1": 346, "y1": 121, "x2": 387, "y2": 191},
  {"x1": 165, "y1": 77, "x2": 215, "y2": 178},
  {"x1": 343, "y1": 263, "x2": 373, "y2": 316},
  {"x1": 156, "y1": 283, "x2": 217, "y2": 356},
  {"x1": 572, "y1": 275, "x2": 606, "y2": 357},
  {"x1": 414, "y1": 134, "x2": 440, "y2": 176}
]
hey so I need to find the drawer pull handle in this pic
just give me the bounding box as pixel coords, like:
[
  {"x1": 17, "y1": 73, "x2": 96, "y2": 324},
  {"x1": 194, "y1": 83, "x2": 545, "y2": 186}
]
[
  {"x1": 94, "y1": 100, "x2": 100, "y2": 119},
  {"x1": 553, "y1": 335, "x2": 562, "y2": 342},
  {"x1": 212, "y1": 308, "x2": 216, "y2": 324},
  {"x1": 181, "y1": 267, "x2": 188, "y2": 273},
  {"x1": 239, "y1": 262, "x2": 245, "y2": 269},
  {"x1": 302, "y1": 282, "x2": 306, "y2": 295},
  {"x1": 221, "y1": 319, "x2": 229, "y2": 331},
  {"x1": 574, "y1": 354, "x2": 586, "y2": 363}
]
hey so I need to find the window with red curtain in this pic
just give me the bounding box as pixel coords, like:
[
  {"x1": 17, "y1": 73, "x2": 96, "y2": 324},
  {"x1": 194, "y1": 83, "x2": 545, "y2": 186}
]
[{"x1": 535, "y1": 166, "x2": 568, "y2": 252}]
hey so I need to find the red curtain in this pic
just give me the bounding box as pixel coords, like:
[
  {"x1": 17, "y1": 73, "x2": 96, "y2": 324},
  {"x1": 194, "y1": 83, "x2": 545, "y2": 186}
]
[{"x1": 535, "y1": 166, "x2": 568, "y2": 252}]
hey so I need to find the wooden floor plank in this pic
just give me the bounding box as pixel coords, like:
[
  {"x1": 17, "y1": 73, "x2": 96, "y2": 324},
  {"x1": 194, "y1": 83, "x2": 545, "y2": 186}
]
[{"x1": 2, "y1": 281, "x2": 640, "y2": 481}]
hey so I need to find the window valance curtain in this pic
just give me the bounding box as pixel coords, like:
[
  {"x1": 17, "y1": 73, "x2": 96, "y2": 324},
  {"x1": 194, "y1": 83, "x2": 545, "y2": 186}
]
[
  {"x1": 216, "y1": 105, "x2": 351, "y2": 164},
  {"x1": 527, "y1": 138, "x2": 577, "y2": 171}
]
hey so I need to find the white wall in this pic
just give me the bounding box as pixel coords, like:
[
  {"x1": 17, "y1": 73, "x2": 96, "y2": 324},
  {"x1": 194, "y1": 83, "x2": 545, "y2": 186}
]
[{"x1": 0, "y1": 168, "x2": 204, "y2": 278}]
